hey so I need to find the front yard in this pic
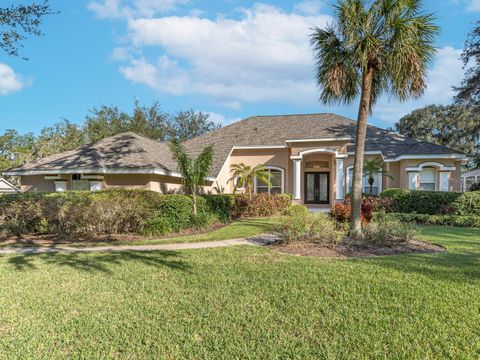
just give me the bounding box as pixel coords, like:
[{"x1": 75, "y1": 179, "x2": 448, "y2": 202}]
[{"x1": 0, "y1": 225, "x2": 479, "y2": 358}]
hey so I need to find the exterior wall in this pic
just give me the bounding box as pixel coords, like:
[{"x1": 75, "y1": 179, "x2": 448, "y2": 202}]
[
  {"x1": 21, "y1": 175, "x2": 62, "y2": 192},
  {"x1": 103, "y1": 174, "x2": 151, "y2": 190}
]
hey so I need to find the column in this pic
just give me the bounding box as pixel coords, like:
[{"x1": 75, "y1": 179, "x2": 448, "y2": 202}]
[
  {"x1": 336, "y1": 158, "x2": 344, "y2": 200},
  {"x1": 439, "y1": 172, "x2": 450, "y2": 192},
  {"x1": 293, "y1": 159, "x2": 301, "y2": 200}
]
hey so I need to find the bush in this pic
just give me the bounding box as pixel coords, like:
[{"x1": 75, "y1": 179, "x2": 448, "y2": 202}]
[
  {"x1": 232, "y1": 194, "x2": 291, "y2": 218},
  {"x1": 142, "y1": 216, "x2": 172, "y2": 236},
  {"x1": 380, "y1": 188, "x2": 480, "y2": 216},
  {"x1": 0, "y1": 190, "x2": 287, "y2": 238},
  {"x1": 374, "y1": 212, "x2": 480, "y2": 228},
  {"x1": 330, "y1": 196, "x2": 389, "y2": 224},
  {"x1": 277, "y1": 206, "x2": 340, "y2": 245},
  {"x1": 361, "y1": 218, "x2": 416, "y2": 246},
  {"x1": 470, "y1": 183, "x2": 480, "y2": 191}
]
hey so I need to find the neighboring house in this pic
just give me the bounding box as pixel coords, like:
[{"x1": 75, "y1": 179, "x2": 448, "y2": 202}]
[
  {"x1": 461, "y1": 168, "x2": 480, "y2": 191},
  {"x1": 0, "y1": 178, "x2": 19, "y2": 193},
  {"x1": 3, "y1": 114, "x2": 466, "y2": 208}
]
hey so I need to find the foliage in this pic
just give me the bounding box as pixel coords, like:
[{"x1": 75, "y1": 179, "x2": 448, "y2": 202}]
[
  {"x1": 169, "y1": 140, "x2": 213, "y2": 215},
  {"x1": 361, "y1": 218, "x2": 416, "y2": 246},
  {"x1": 0, "y1": 190, "x2": 284, "y2": 238},
  {"x1": 228, "y1": 163, "x2": 271, "y2": 199},
  {"x1": 277, "y1": 206, "x2": 340, "y2": 245},
  {"x1": 374, "y1": 212, "x2": 480, "y2": 228},
  {"x1": 379, "y1": 188, "x2": 480, "y2": 216},
  {"x1": 232, "y1": 194, "x2": 291, "y2": 218},
  {"x1": 455, "y1": 20, "x2": 480, "y2": 106},
  {"x1": 172, "y1": 110, "x2": 221, "y2": 141},
  {"x1": 363, "y1": 158, "x2": 392, "y2": 195},
  {"x1": 330, "y1": 196, "x2": 389, "y2": 224},
  {"x1": 395, "y1": 104, "x2": 480, "y2": 169},
  {"x1": 0, "y1": 1, "x2": 53, "y2": 58},
  {"x1": 310, "y1": 0, "x2": 438, "y2": 233}
]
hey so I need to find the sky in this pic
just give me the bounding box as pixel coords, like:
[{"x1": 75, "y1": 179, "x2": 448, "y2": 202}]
[{"x1": 0, "y1": 0, "x2": 479, "y2": 134}]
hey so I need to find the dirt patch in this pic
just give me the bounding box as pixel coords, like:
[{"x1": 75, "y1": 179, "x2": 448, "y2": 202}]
[
  {"x1": 269, "y1": 239, "x2": 445, "y2": 258},
  {"x1": 0, "y1": 223, "x2": 227, "y2": 247}
]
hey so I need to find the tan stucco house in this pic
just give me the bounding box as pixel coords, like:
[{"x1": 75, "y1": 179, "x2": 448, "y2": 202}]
[{"x1": 3, "y1": 114, "x2": 466, "y2": 208}]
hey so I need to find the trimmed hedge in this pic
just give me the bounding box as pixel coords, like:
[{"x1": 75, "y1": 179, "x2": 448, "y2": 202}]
[
  {"x1": 374, "y1": 212, "x2": 480, "y2": 228},
  {"x1": 379, "y1": 188, "x2": 480, "y2": 216},
  {"x1": 0, "y1": 190, "x2": 290, "y2": 238}
]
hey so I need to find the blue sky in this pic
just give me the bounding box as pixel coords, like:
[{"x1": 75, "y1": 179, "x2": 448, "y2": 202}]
[{"x1": 1, "y1": 0, "x2": 479, "y2": 134}]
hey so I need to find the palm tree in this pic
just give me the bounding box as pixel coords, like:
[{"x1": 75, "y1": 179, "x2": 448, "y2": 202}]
[
  {"x1": 311, "y1": 0, "x2": 438, "y2": 235},
  {"x1": 169, "y1": 140, "x2": 213, "y2": 215},
  {"x1": 363, "y1": 158, "x2": 392, "y2": 195},
  {"x1": 228, "y1": 163, "x2": 271, "y2": 199}
]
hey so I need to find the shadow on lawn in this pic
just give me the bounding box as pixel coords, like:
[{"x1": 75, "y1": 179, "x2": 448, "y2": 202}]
[
  {"x1": 7, "y1": 250, "x2": 191, "y2": 274},
  {"x1": 360, "y1": 251, "x2": 480, "y2": 283}
]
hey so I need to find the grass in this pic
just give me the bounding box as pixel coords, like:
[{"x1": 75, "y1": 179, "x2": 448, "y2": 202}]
[
  {"x1": 0, "y1": 217, "x2": 280, "y2": 248},
  {"x1": 0, "y1": 225, "x2": 479, "y2": 358}
]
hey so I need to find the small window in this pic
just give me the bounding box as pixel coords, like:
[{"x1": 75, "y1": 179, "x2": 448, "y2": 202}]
[
  {"x1": 72, "y1": 174, "x2": 82, "y2": 180},
  {"x1": 419, "y1": 168, "x2": 436, "y2": 191},
  {"x1": 233, "y1": 176, "x2": 244, "y2": 191},
  {"x1": 256, "y1": 168, "x2": 283, "y2": 194}
]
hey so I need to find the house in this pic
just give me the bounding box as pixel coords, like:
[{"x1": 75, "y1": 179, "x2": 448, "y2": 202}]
[
  {"x1": 3, "y1": 114, "x2": 466, "y2": 208},
  {"x1": 0, "y1": 178, "x2": 19, "y2": 193},
  {"x1": 461, "y1": 168, "x2": 480, "y2": 191}
]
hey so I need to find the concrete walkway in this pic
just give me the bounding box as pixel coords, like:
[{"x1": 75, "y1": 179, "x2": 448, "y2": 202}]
[{"x1": 0, "y1": 234, "x2": 278, "y2": 255}]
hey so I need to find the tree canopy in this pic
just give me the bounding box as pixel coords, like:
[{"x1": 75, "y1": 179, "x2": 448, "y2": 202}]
[
  {"x1": 395, "y1": 104, "x2": 480, "y2": 168},
  {"x1": 0, "y1": 1, "x2": 53, "y2": 58},
  {"x1": 454, "y1": 21, "x2": 480, "y2": 105}
]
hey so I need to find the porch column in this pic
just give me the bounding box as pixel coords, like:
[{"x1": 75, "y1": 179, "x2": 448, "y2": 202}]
[
  {"x1": 335, "y1": 158, "x2": 344, "y2": 200},
  {"x1": 293, "y1": 159, "x2": 302, "y2": 200}
]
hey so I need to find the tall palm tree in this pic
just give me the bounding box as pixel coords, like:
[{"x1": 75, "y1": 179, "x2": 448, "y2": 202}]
[
  {"x1": 228, "y1": 163, "x2": 271, "y2": 199},
  {"x1": 169, "y1": 140, "x2": 213, "y2": 215},
  {"x1": 363, "y1": 158, "x2": 392, "y2": 195},
  {"x1": 311, "y1": 0, "x2": 438, "y2": 235}
]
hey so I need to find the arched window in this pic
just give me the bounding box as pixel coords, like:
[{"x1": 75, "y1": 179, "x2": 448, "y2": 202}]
[
  {"x1": 255, "y1": 167, "x2": 284, "y2": 194},
  {"x1": 419, "y1": 167, "x2": 436, "y2": 191}
]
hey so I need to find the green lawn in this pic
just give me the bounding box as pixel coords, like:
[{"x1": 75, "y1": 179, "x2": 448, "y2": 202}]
[{"x1": 0, "y1": 225, "x2": 479, "y2": 358}]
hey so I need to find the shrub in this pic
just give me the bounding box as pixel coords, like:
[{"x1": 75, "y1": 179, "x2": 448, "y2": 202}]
[
  {"x1": 330, "y1": 202, "x2": 351, "y2": 223},
  {"x1": 330, "y1": 196, "x2": 388, "y2": 224},
  {"x1": 203, "y1": 194, "x2": 235, "y2": 221},
  {"x1": 380, "y1": 189, "x2": 480, "y2": 216},
  {"x1": 361, "y1": 218, "x2": 416, "y2": 246},
  {"x1": 374, "y1": 212, "x2": 480, "y2": 228},
  {"x1": 232, "y1": 194, "x2": 291, "y2": 218},
  {"x1": 142, "y1": 216, "x2": 172, "y2": 236},
  {"x1": 277, "y1": 206, "x2": 340, "y2": 245}
]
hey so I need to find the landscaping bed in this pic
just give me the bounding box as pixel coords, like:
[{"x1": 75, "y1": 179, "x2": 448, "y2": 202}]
[{"x1": 269, "y1": 239, "x2": 445, "y2": 258}]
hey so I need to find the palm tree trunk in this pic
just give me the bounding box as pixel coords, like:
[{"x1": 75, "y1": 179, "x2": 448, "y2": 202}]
[
  {"x1": 369, "y1": 177, "x2": 374, "y2": 195},
  {"x1": 351, "y1": 66, "x2": 374, "y2": 236},
  {"x1": 192, "y1": 185, "x2": 197, "y2": 215}
]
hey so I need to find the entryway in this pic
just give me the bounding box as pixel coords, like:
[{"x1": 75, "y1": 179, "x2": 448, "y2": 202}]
[{"x1": 304, "y1": 172, "x2": 329, "y2": 204}]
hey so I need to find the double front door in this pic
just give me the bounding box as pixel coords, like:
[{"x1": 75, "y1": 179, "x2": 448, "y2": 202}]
[{"x1": 304, "y1": 172, "x2": 329, "y2": 204}]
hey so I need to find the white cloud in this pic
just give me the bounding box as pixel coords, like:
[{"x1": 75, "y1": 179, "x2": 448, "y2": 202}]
[
  {"x1": 88, "y1": 0, "x2": 189, "y2": 19},
  {"x1": 294, "y1": 0, "x2": 323, "y2": 15},
  {"x1": 203, "y1": 111, "x2": 241, "y2": 125},
  {"x1": 0, "y1": 64, "x2": 28, "y2": 96},
  {"x1": 117, "y1": 3, "x2": 331, "y2": 107},
  {"x1": 374, "y1": 46, "x2": 464, "y2": 124},
  {"x1": 467, "y1": 0, "x2": 480, "y2": 12}
]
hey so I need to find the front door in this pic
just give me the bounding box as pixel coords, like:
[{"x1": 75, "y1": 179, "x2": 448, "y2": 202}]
[{"x1": 304, "y1": 172, "x2": 329, "y2": 204}]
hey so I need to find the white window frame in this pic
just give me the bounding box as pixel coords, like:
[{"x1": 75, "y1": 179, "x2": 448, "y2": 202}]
[
  {"x1": 419, "y1": 167, "x2": 437, "y2": 191},
  {"x1": 89, "y1": 181, "x2": 103, "y2": 192},
  {"x1": 54, "y1": 180, "x2": 68, "y2": 192},
  {"x1": 254, "y1": 166, "x2": 285, "y2": 195},
  {"x1": 232, "y1": 176, "x2": 245, "y2": 191},
  {"x1": 346, "y1": 165, "x2": 381, "y2": 195}
]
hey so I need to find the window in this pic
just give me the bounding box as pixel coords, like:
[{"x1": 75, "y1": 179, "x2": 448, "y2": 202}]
[
  {"x1": 72, "y1": 174, "x2": 81, "y2": 180},
  {"x1": 346, "y1": 167, "x2": 380, "y2": 195},
  {"x1": 233, "y1": 176, "x2": 244, "y2": 191},
  {"x1": 256, "y1": 168, "x2": 284, "y2": 194},
  {"x1": 419, "y1": 168, "x2": 436, "y2": 191}
]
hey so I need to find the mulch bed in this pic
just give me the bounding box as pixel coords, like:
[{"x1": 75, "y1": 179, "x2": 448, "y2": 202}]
[{"x1": 269, "y1": 239, "x2": 445, "y2": 258}]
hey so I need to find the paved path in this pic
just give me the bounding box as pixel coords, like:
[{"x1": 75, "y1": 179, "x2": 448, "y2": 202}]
[{"x1": 0, "y1": 234, "x2": 278, "y2": 255}]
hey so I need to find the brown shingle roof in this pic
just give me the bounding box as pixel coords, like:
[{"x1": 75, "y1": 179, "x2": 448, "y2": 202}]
[
  {"x1": 4, "y1": 132, "x2": 178, "y2": 175},
  {"x1": 4, "y1": 114, "x2": 464, "y2": 178}
]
